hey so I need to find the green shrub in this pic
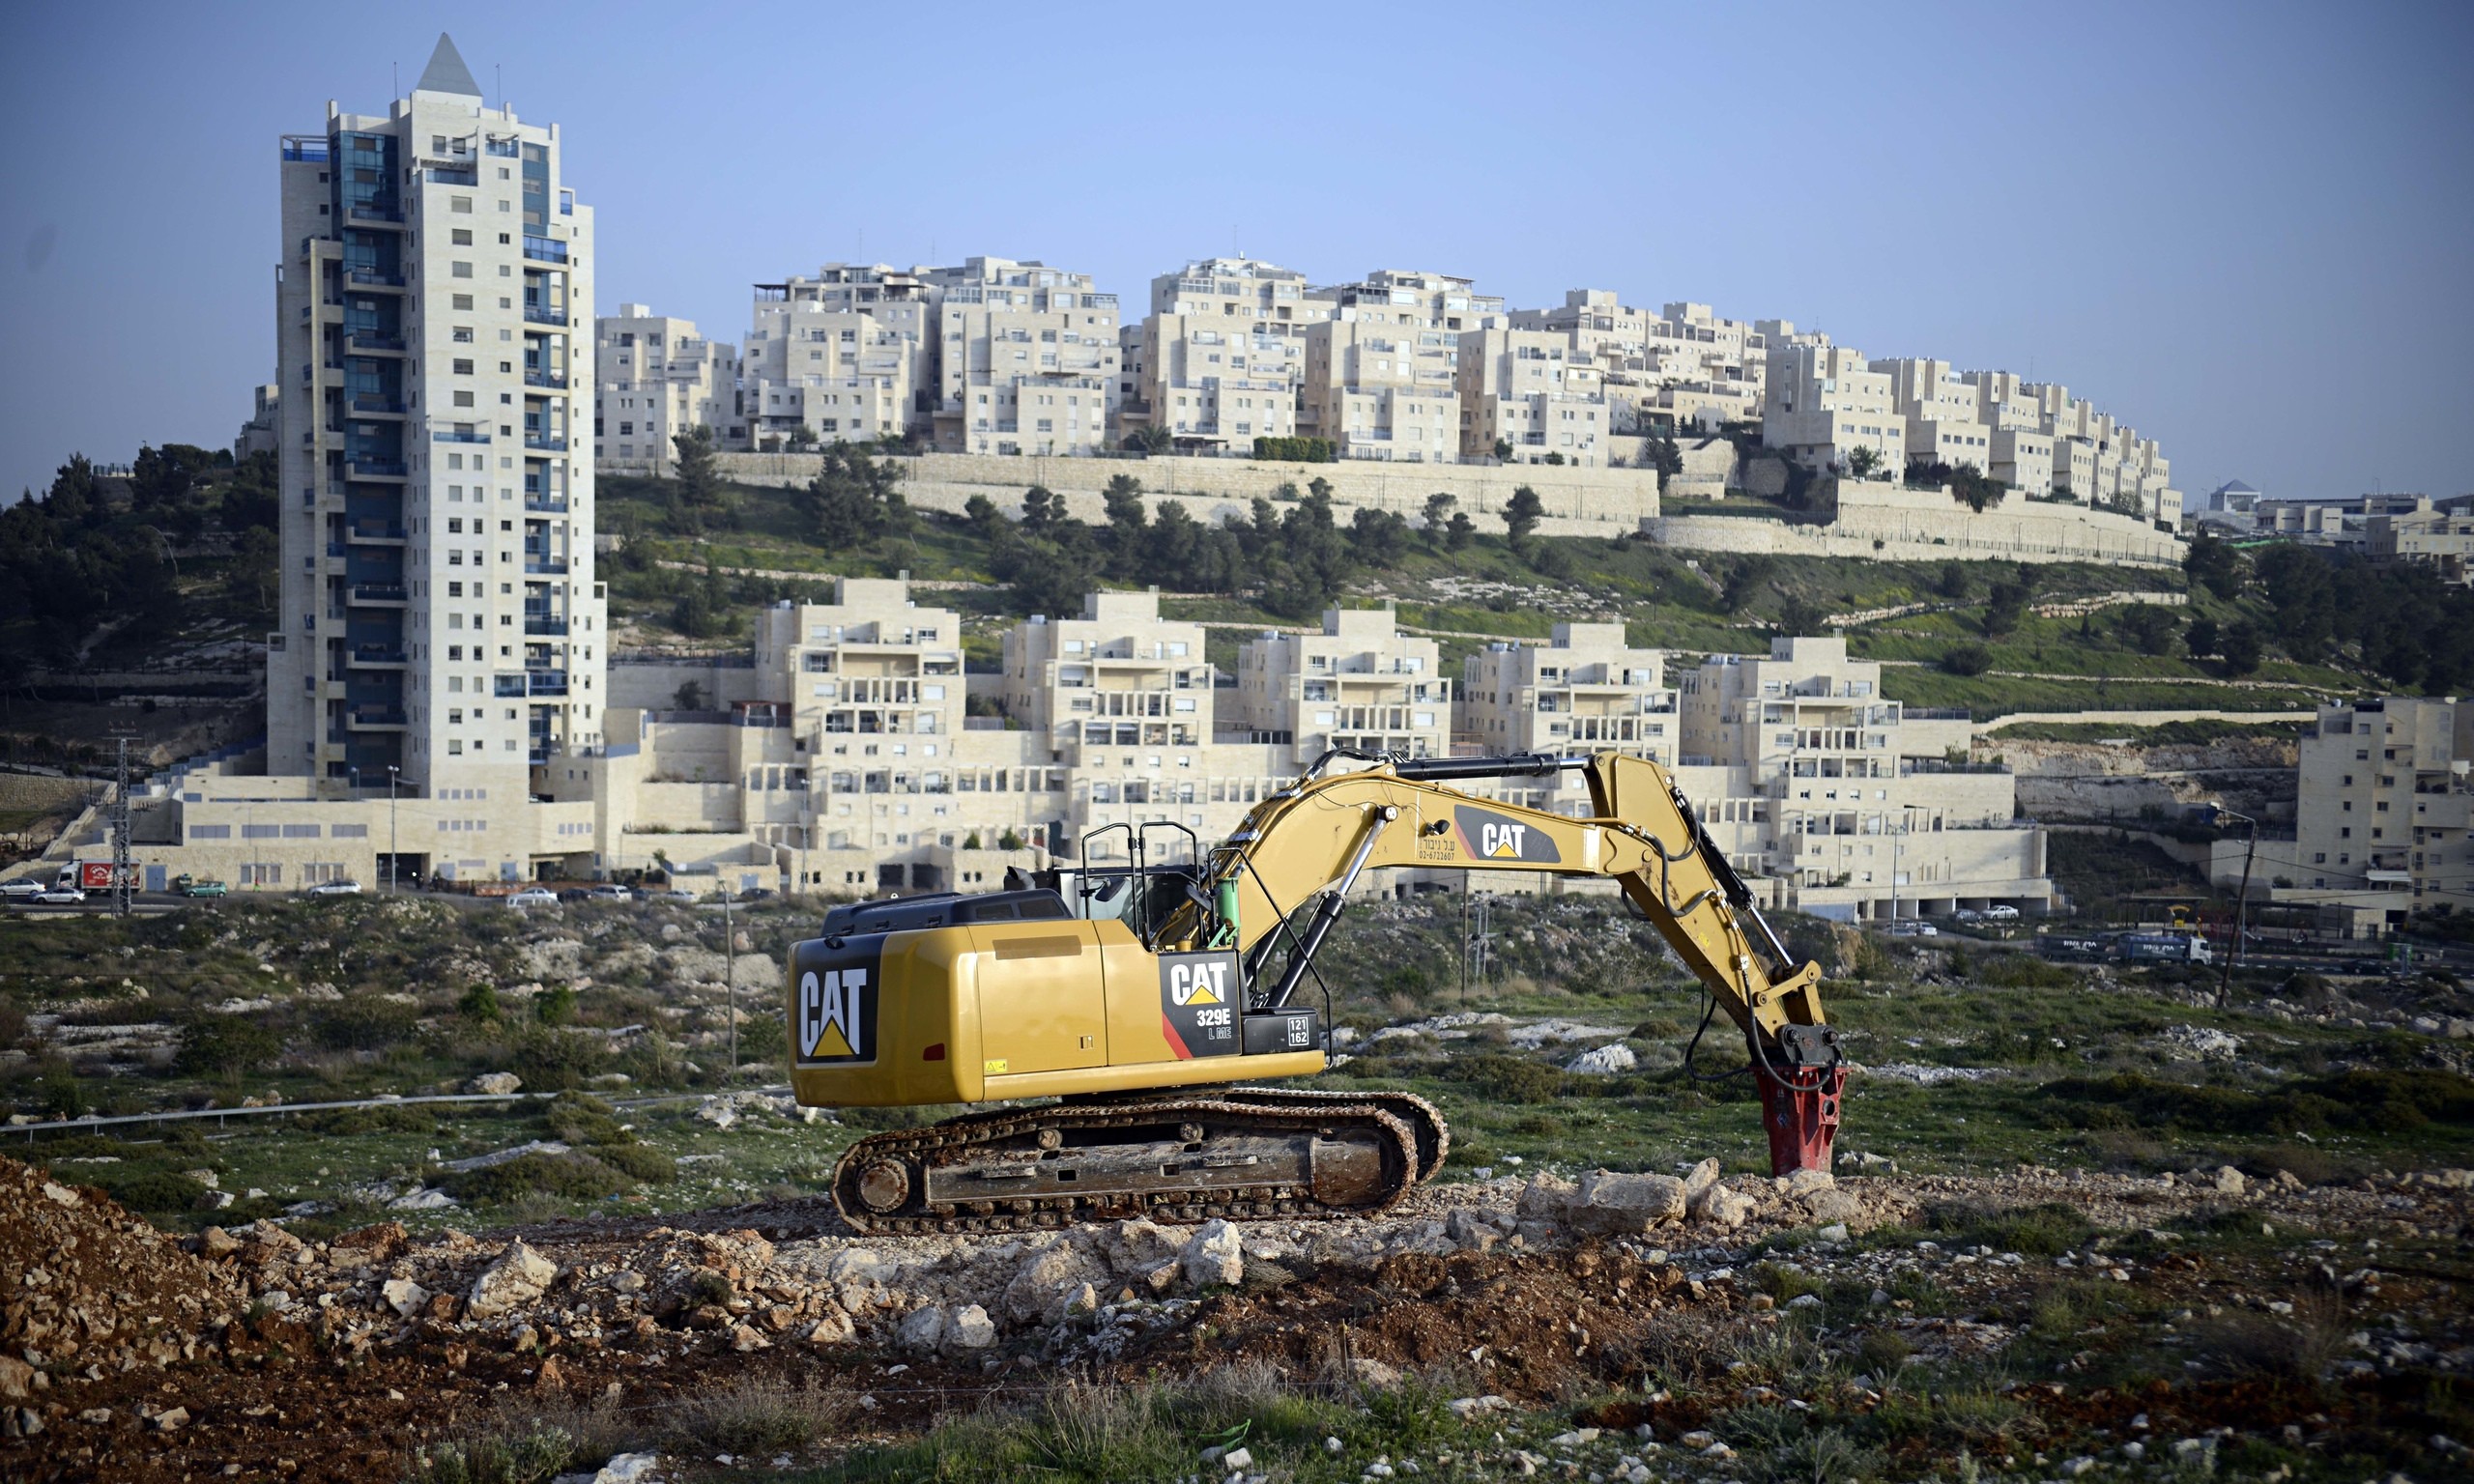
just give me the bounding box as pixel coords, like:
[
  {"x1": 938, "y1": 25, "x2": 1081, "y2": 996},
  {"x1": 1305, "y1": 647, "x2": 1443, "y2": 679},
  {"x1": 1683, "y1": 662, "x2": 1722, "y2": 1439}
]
[
  {"x1": 542, "y1": 1092, "x2": 625, "y2": 1146},
  {"x1": 313, "y1": 995, "x2": 420, "y2": 1051},
  {"x1": 443, "y1": 1151, "x2": 626, "y2": 1206},
  {"x1": 92, "y1": 1168, "x2": 207, "y2": 1214},
  {"x1": 405, "y1": 1424, "x2": 575, "y2": 1484},
  {"x1": 1926, "y1": 1201, "x2": 2093, "y2": 1256},
  {"x1": 1449, "y1": 1053, "x2": 1565, "y2": 1104},
  {"x1": 175, "y1": 1015, "x2": 282, "y2": 1079},
  {"x1": 1251, "y1": 436, "x2": 1335, "y2": 464},
  {"x1": 510, "y1": 1027, "x2": 606, "y2": 1091},
  {"x1": 306, "y1": 1104, "x2": 438, "y2": 1136},
  {"x1": 457, "y1": 985, "x2": 503, "y2": 1022},
  {"x1": 2042, "y1": 1068, "x2": 2473, "y2": 1135},
  {"x1": 589, "y1": 1142, "x2": 674, "y2": 1184}
]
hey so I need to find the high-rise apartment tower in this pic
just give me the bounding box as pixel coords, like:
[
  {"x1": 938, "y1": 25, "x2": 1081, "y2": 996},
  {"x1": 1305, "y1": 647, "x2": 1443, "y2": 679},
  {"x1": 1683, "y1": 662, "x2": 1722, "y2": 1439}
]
[{"x1": 268, "y1": 35, "x2": 605, "y2": 820}]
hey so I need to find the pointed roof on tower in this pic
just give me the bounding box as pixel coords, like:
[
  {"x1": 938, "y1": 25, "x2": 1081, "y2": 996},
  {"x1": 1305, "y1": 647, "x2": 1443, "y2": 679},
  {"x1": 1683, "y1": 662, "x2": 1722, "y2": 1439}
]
[{"x1": 415, "y1": 33, "x2": 482, "y2": 99}]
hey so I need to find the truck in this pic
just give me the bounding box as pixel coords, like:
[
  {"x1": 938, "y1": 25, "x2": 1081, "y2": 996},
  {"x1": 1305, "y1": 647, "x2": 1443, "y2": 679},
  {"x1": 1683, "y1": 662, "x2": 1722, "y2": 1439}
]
[
  {"x1": 787, "y1": 750, "x2": 1846, "y2": 1234},
  {"x1": 2116, "y1": 930, "x2": 2212, "y2": 965}
]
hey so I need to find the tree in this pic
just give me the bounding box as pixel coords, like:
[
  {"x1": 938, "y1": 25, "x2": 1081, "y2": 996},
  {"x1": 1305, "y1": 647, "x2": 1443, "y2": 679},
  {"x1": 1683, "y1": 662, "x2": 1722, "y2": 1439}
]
[
  {"x1": 1982, "y1": 580, "x2": 2028, "y2": 637},
  {"x1": 218, "y1": 449, "x2": 279, "y2": 533},
  {"x1": 1721, "y1": 556, "x2": 1773, "y2": 611},
  {"x1": 784, "y1": 425, "x2": 820, "y2": 450},
  {"x1": 2185, "y1": 616, "x2": 2221, "y2": 658},
  {"x1": 1492, "y1": 438, "x2": 1512, "y2": 462},
  {"x1": 1020, "y1": 484, "x2": 1061, "y2": 534},
  {"x1": 802, "y1": 442, "x2": 904, "y2": 547},
  {"x1": 1101, "y1": 474, "x2": 1148, "y2": 580},
  {"x1": 226, "y1": 526, "x2": 279, "y2": 619},
  {"x1": 963, "y1": 492, "x2": 1003, "y2": 540},
  {"x1": 1126, "y1": 423, "x2": 1175, "y2": 455},
  {"x1": 672, "y1": 426, "x2": 723, "y2": 508},
  {"x1": 1948, "y1": 462, "x2": 2003, "y2": 513},
  {"x1": 43, "y1": 455, "x2": 100, "y2": 527},
  {"x1": 1422, "y1": 492, "x2": 1457, "y2": 550},
  {"x1": 2219, "y1": 620, "x2": 2265, "y2": 675},
  {"x1": 1646, "y1": 435, "x2": 1684, "y2": 491},
  {"x1": 1844, "y1": 445, "x2": 1883, "y2": 480},
  {"x1": 2183, "y1": 530, "x2": 2248, "y2": 600},
  {"x1": 1504, "y1": 485, "x2": 1546, "y2": 556},
  {"x1": 130, "y1": 444, "x2": 201, "y2": 515},
  {"x1": 1942, "y1": 643, "x2": 1992, "y2": 676},
  {"x1": 2116, "y1": 604, "x2": 2180, "y2": 656},
  {"x1": 1444, "y1": 511, "x2": 1476, "y2": 550},
  {"x1": 673, "y1": 680, "x2": 705, "y2": 711},
  {"x1": 1936, "y1": 561, "x2": 1972, "y2": 601},
  {"x1": 1348, "y1": 507, "x2": 1412, "y2": 568},
  {"x1": 2253, "y1": 543, "x2": 2336, "y2": 662},
  {"x1": 1776, "y1": 596, "x2": 1827, "y2": 638}
]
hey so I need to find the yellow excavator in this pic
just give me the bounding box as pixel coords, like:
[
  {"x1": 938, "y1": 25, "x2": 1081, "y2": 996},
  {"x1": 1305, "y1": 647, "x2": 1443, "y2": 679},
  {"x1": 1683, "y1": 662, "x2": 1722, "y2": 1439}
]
[{"x1": 787, "y1": 750, "x2": 1846, "y2": 1234}]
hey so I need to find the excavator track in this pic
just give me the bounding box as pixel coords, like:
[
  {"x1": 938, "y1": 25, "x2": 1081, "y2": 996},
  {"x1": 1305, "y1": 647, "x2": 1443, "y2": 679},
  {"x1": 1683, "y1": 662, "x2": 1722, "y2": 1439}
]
[
  {"x1": 1213, "y1": 1086, "x2": 1449, "y2": 1184},
  {"x1": 829, "y1": 1096, "x2": 1420, "y2": 1235}
]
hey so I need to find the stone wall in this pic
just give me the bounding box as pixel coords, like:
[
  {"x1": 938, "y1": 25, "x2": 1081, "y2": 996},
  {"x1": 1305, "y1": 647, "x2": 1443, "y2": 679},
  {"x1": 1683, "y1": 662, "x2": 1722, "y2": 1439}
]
[
  {"x1": 712, "y1": 450, "x2": 1658, "y2": 538},
  {"x1": 1647, "y1": 480, "x2": 2183, "y2": 567}
]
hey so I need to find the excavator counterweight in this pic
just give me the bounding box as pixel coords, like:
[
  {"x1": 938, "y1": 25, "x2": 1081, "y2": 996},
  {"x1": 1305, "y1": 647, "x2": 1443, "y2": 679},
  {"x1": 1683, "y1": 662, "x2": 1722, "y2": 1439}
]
[{"x1": 789, "y1": 751, "x2": 1845, "y2": 1233}]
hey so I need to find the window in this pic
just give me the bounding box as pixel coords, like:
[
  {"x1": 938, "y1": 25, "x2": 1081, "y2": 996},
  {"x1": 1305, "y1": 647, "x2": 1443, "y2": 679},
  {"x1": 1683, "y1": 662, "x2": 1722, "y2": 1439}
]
[
  {"x1": 451, "y1": 228, "x2": 473, "y2": 245},
  {"x1": 453, "y1": 293, "x2": 474, "y2": 311},
  {"x1": 451, "y1": 261, "x2": 473, "y2": 278},
  {"x1": 453, "y1": 358, "x2": 475, "y2": 375}
]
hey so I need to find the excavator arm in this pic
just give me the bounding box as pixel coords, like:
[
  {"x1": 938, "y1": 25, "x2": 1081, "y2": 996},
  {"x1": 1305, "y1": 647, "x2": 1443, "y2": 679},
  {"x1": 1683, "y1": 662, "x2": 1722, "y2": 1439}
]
[{"x1": 1156, "y1": 749, "x2": 1849, "y2": 1174}]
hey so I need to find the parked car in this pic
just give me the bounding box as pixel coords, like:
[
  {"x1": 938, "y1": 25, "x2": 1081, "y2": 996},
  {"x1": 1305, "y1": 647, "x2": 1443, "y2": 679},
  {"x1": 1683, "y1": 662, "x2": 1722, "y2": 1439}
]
[
  {"x1": 665, "y1": 886, "x2": 703, "y2": 902},
  {"x1": 33, "y1": 887, "x2": 86, "y2": 905},
  {"x1": 1952, "y1": 907, "x2": 1984, "y2": 923},
  {"x1": 1982, "y1": 904, "x2": 2022, "y2": 921},
  {"x1": 173, "y1": 874, "x2": 227, "y2": 899},
  {"x1": 589, "y1": 884, "x2": 634, "y2": 901},
  {"x1": 734, "y1": 887, "x2": 775, "y2": 903},
  {"x1": 506, "y1": 887, "x2": 560, "y2": 909},
  {"x1": 1886, "y1": 919, "x2": 1938, "y2": 938},
  {"x1": 304, "y1": 879, "x2": 363, "y2": 897},
  {"x1": 557, "y1": 887, "x2": 595, "y2": 902},
  {"x1": 0, "y1": 878, "x2": 48, "y2": 900}
]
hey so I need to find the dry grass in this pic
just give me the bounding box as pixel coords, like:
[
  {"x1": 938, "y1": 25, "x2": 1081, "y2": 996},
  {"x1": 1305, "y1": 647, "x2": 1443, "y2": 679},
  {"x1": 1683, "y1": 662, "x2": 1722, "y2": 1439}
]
[
  {"x1": 664, "y1": 1373, "x2": 858, "y2": 1456},
  {"x1": 2191, "y1": 1290, "x2": 2352, "y2": 1382}
]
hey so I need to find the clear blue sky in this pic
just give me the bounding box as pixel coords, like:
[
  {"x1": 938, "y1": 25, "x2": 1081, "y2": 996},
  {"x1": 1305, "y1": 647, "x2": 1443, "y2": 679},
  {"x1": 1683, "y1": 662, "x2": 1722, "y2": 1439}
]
[{"x1": 3, "y1": 0, "x2": 2467, "y2": 504}]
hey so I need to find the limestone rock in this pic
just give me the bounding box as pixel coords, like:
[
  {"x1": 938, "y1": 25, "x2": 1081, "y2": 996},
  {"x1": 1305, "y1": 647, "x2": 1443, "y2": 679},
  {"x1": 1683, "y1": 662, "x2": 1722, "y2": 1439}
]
[
  {"x1": 466, "y1": 1241, "x2": 559, "y2": 1321},
  {"x1": 806, "y1": 1308, "x2": 855, "y2": 1345},
  {"x1": 199, "y1": 1226, "x2": 243, "y2": 1259},
  {"x1": 1566, "y1": 1170, "x2": 1686, "y2": 1236},
  {"x1": 2211, "y1": 1165, "x2": 2247, "y2": 1196},
  {"x1": 1803, "y1": 1188, "x2": 1865, "y2": 1226},
  {"x1": 1002, "y1": 1238, "x2": 1105, "y2": 1324},
  {"x1": 467, "y1": 1072, "x2": 523, "y2": 1097},
  {"x1": 898, "y1": 1305, "x2": 946, "y2": 1352},
  {"x1": 1348, "y1": 1357, "x2": 1404, "y2": 1388},
  {"x1": 947, "y1": 1304, "x2": 996, "y2": 1351},
  {"x1": 1566, "y1": 1042, "x2": 1638, "y2": 1074},
  {"x1": 1103, "y1": 1219, "x2": 1183, "y2": 1275},
  {"x1": 1681, "y1": 1157, "x2": 1721, "y2": 1201},
  {"x1": 1180, "y1": 1219, "x2": 1245, "y2": 1290},
  {"x1": 1518, "y1": 1173, "x2": 1578, "y2": 1219},
  {"x1": 0, "y1": 1357, "x2": 29, "y2": 1401},
  {"x1": 1779, "y1": 1167, "x2": 1835, "y2": 1198},
  {"x1": 1690, "y1": 1184, "x2": 1756, "y2": 1230},
  {"x1": 381, "y1": 1278, "x2": 431, "y2": 1318}
]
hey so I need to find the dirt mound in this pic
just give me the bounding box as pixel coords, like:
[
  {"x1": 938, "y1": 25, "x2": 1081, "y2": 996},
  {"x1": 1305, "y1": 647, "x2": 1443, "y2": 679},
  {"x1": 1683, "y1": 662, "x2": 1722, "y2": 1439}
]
[{"x1": 0, "y1": 1156, "x2": 246, "y2": 1381}]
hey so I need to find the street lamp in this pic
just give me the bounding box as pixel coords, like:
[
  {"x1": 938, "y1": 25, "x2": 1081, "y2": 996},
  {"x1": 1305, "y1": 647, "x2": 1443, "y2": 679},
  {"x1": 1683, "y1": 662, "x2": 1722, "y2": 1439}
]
[{"x1": 387, "y1": 765, "x2": 400, "y2": 894}]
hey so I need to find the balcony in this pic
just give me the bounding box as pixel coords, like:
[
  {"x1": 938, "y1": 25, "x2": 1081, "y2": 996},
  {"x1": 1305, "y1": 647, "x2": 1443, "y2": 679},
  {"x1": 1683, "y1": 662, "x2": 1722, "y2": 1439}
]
[
  {"x1": 346, "y1": 523, "x2": 408, "y2": 543},
  {"x1": 327, "y1": 728, "x2": 351, "y2": 744},
  {"x1": 433, "y1": 429, "x2": 491, "y2": 443},
  {"x1": 346, "y1": 203, "x2": 403, "y2": 225},
  {"x1": 523, "y1": 556, "x2": 569, "y2": 576},
  {"x1": 347, "y1": 706, "x2": 409, "y2": 728},
  {"x1": 523, "y1": 495, "x2": 567, "y2": 514},
  {"x1": 521, "y1": 237, "x2": 568, "y2": 264},
  {"x1": 494, "y1": 674, "x2": 528, "y2": 698},
  {"x1": 526, "y1": 671, "x2": 569, "y2": 697},
  {"x1": 344, "y1": 457, "x2": 407, "y2": 480},
  {"x1": 281, "y1": 137, "x2": 330, "y2": 163},
  {"x1": 524, "y1": 435, "x2": 567, "y2": 453},
  {"x1": 348, "y1": 395, "x2": 408, "y2": 415},
  {"x1": 345, "y1": 330, "x2": 405, "y2": 356},
  {"x1": 325, "y1": 541, "x2": 348, "y2": 557},
  {"x1": 523, "y1": 370, "x2": 568, "y2": 389},
  {"x1": 348, "y1": 583, "x2": 409, "y2": 605},
  {"x1": 423, "y1": 165, "x2": 477, "y2": 186},
  {"x1": 349, "y1": 645, "x2": 409, "y2": 667},
  {"x1": 523, "y1": 305, "x2": 566, "y2": 327},
  {"x1": 524, "y1": 614, "x2": 569, "y2": 636},
  {"x1": 346, "y1": 269, "x2": 406, "y2": 290}
]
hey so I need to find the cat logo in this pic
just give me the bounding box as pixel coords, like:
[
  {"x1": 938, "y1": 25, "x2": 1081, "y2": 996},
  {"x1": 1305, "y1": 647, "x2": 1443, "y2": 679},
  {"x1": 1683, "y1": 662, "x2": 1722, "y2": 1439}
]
[
  {"x1": 796, "y1": 963, "x2": 875, "y2": 1065},
  {"x1": 1166, "y1": 958, "x2": 1227, "y2": 1007},
  {"x1": 1452, "y1": 804, "x2": 1562, "y2": 864}
]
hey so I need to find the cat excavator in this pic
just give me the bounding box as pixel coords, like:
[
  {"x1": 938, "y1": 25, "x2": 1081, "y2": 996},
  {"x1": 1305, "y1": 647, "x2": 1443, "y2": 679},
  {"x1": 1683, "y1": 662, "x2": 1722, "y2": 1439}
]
[{"x1": 787, "y1": 750, "x2": 1846, "y2": 1234}]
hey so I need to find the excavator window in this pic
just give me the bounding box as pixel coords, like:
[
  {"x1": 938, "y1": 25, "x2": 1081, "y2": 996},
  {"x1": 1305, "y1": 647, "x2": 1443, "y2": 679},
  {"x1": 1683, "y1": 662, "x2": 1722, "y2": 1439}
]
[{"x1": 818, "y1": 889, "x2": 1070, "y2": 938}]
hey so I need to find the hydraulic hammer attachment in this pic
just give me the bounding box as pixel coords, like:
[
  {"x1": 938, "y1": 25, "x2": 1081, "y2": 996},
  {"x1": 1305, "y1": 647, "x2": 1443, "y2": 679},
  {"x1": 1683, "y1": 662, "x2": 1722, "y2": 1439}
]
[{"x1": 1758, "y1": 1065, "x2": 1847, "y2": 1175}]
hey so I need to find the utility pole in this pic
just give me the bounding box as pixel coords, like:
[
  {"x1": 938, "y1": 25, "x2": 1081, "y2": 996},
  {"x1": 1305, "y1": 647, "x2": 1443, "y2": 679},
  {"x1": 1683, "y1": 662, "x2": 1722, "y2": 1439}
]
[
  {"x1": 2215, "y1": 807, "x2": 2258, "y2": 1006},
  {"x1": 109, "y1": 733, "x2": 134, "y2": 918},
  {"x1": 723, "y1": 873, "x2": 737, "y2": 1085}
]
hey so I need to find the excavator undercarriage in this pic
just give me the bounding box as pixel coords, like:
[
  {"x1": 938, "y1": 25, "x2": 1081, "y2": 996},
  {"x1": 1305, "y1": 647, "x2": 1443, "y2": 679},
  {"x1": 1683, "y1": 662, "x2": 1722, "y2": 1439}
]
[{"x1": 793, "y1": 750, "x2": 1843, "y2": 1235}]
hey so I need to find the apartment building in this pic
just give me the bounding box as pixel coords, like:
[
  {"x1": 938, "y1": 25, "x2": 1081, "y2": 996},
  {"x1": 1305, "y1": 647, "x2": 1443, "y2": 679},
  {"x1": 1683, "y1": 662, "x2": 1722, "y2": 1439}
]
[
  {"x1": 2293, "y1": 697, "x2": 2473, "y2": 911},
  {"x1": 1453, "y1": 327, "x2": 1609, "y2": 465},
  {"x1": 2365, "y1": 499, "x2": 2474, "y2": 584},
  {"x1": 1299, "y1": 270, "x2": 1498, "y2": 462},
  {"x1": 1232, "y1": 608, "x2": 1453, "y2": 761},
  {"x1": 1116, "y1": 258, "x2": 1317, "y2": 450},
  {"x1": 1881, "y1": 358, "x2": 1998, "y2": 477},
  {"x1": 235, "y1": 385, "x2": 281, "y2": 460},
  {"x1": 740, "y1": 263, "x2": 935, "y2": 449},
  {"x1": 594, "y1": 304, "x2": 738, "y2": 473},
  {"x1": 1457, "y1": 624, "x2": 1677, "y2": 761},
  {"x1": 257, "y1": 34, "x2": 605, "y2": 884},
  {"x1": 1673, "y1": 637, "x2": 2050, "y2": 920},
  {"x1": 1762, "y1": 342, "x2": 1906, "y2": 475},
  {"x1": 928, "y1": 257, "x2": 1119, "y2": 455}
]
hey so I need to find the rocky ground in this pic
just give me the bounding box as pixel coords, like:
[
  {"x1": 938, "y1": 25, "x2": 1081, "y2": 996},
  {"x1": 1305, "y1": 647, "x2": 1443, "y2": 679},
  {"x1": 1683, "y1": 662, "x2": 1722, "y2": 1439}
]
[{"x1": 3, "y1": 1149, "x2": 2467, "y2": 1483}]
